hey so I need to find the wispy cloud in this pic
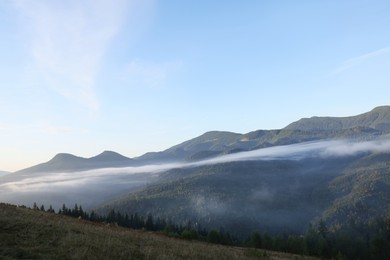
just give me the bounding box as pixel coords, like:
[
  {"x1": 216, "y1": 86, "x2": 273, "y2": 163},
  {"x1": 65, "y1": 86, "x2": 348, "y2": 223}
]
[
  {"x1": 331, "y1": 45, "x2": 390, "y2": 76},
  {"x1": 13, "y1": 0, "x2": 129, "y2": 112}
]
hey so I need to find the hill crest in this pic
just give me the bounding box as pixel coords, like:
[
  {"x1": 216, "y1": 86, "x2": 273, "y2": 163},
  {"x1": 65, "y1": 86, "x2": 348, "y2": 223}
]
[
  {"x1": 285, "y1": 106, "x2": 390, "y2": 131},
  {"x1": 16, "y1": 105, "x2": 390, "y2": 173}
]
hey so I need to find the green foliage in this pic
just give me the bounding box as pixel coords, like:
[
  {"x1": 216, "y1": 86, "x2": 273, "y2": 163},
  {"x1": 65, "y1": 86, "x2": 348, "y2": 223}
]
[
  {"x1": 207, "y1": 230, "x2": 221, "y2": 244},
  {"x1": 181, "y1": 229, "x2": 199, "y2": 240},
  {"x1": 5, "y1": 202, "x2": 390, "y2": 259},
  {"x1": 250, "y1": 231, "x2": 262, "y2": 248},
  {"x1": 3, "y1": 203, "x2": 294, "y2": 260}
]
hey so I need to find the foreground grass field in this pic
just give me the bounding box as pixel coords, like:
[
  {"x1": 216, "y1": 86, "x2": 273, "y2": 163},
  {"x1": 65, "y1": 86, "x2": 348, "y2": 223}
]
[{"x1": 0, "y1": 203, "x2": 316, "y2": 259}]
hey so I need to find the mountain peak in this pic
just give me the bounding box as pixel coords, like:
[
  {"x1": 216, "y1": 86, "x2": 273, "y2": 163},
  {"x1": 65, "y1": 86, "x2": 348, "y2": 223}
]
[
  {"x1": 97, "y1": 150, "x2": 122, "y2": 157},
  {"x1": 89, "y1": 151, "x2": 132, "y2": 162},
  {"x1": 50, "y1": 153, "x2": 84, "y2": 162},
  {"x1": 371, "y1": 105, "x2": 390, "y2": 112},
  {"x1": 284, "y1": 105, "x2": 390, "y2": 132},
  {"x1": 199, "y1": 131, "x2": 240, "y2": 140}
]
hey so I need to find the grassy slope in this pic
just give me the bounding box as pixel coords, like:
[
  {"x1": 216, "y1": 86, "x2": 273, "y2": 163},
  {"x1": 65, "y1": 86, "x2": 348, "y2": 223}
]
[{"x1": 0, "y1": 203, "x2": 315, "y2": 260}]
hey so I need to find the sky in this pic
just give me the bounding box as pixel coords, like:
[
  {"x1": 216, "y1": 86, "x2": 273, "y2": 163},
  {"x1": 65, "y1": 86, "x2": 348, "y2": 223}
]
[{"x1": 1, "y1": 0, "x2": 390, "y2": 172}]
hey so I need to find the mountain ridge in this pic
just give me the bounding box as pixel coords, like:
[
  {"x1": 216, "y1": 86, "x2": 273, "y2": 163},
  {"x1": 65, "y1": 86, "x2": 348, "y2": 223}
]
[
  {"x1": 285, "y1": 106, "x2": 390, "y2": 131},
  {"x1": 0, "y1": 170, "x2": 9, "y2": 176},
  {"x1": 16, "y1": 105, "x2": 390, "y2": 173},
  {"x1": 3, "y1": 105, "x2": 390, "y2": 237},
  {"x1": 16, "y1": 151, "x2": 134, "y2": 174}
]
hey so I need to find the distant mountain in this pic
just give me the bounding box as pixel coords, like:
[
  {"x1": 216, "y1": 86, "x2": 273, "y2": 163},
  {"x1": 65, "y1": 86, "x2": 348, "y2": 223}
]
[
  {"x1": 134, "y1": 106, "x2": 390, "y2": 164},
  {"x1": 94, "y1": 106, "x2": 390, "y2": 235},
  {"x1": 0, "y1": 171, "x2": 9, "y2": 177},
  {"x1": 285, "y1": 106, "x2": 390, "y2": 131},
  {"x1": 3, "y1": 105, "x2": 390, "y2": 237},
  {"x1": 16, "y1": 106, "x2": 390, "y2": 173},
  {"x1": 88, "y1": 151, "x2": 133, "y2": 165},
  {"x1": 17, "y1": 151, "x2": 134, "y2": 174}
]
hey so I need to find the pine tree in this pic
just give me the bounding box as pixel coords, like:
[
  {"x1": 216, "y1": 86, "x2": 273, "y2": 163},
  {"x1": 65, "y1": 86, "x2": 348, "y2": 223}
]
[
  {"x1": 47, "y1": 205, "x2": 55, "y2": 213},
  {"x1": 250, "y1": 231, "x2": 262, "y2": 248},
  {"x1": 145, "y1": 214, "x2": 154, "y2": 230},
  {"x1": 62, "y1": 204, "x2": 67, "y2": 215}
]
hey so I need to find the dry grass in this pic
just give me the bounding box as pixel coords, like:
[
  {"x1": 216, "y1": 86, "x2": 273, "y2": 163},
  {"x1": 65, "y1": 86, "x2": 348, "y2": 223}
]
[{"x1": 0, "y1": 203, "x2": 316, "y2": 259}]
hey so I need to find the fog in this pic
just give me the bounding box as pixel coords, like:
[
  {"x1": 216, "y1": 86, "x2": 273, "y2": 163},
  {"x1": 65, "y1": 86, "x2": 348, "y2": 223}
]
[
  {"x1": 194, "y1": 138, "x2": 390, "y2": 165},
  {"x1": 1, "y1": 138, "x2": 390, "y2": 209}
]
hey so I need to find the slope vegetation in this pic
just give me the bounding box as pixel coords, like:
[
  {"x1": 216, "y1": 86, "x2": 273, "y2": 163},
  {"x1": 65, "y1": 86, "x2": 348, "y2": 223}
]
[
  {"x1": 0, "y1": 203, "x2": 314, "y2": 260},
  {"x1": 98, "y1": 151, "x2": 390, "y2": 236}
]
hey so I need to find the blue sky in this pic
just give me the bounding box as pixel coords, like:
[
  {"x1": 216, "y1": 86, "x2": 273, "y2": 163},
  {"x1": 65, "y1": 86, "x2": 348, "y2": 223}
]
[{"x1": 1, "y1": 0, "x2": 390, "y2": 171}]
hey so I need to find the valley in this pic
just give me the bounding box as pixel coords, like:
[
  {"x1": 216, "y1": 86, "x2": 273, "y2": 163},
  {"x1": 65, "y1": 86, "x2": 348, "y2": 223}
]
[{"x1": 1, "y1": 106, "x2": 390, "y2": 259}]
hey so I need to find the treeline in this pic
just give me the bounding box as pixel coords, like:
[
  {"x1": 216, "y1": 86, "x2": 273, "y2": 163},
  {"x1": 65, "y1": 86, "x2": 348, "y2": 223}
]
[{"x1": 28, "y1": 202, "x2": 390, "y2": 260}]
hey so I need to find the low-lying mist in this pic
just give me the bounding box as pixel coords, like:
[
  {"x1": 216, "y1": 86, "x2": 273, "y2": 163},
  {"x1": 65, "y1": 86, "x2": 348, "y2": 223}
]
[{"x1": 1, "y1": 138, "x2": 390, "y2": 209}]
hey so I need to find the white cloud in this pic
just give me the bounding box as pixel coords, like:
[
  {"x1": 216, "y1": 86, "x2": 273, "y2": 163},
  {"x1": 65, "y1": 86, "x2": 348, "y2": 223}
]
[
  {"x1": 331, "y1": 45, "x2": 390, "y2": 75},
  {"x1": 13, "y1": 0, "x2": 129, "y2": 112}
]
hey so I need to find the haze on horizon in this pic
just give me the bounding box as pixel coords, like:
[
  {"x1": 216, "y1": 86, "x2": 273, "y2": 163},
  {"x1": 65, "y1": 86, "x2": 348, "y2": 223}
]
[{"x1": 1, "y1": 0, "x2": 390, "y2": 172}]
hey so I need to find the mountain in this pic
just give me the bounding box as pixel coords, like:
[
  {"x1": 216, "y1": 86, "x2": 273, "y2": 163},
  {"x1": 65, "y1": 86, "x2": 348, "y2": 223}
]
[
  {"x1": 134, "y1": 131, "x2": 244, "y2": 163},
  {"x1": 94, "y1": 107, "x2": 390, "y2": 235},
  {"x1": 17, "y1": 151, "x2": 134, "y2": 174},
  {"x1": 16, "y1": 106, "x2": 390, "y2": 173},
  {"x1": 134, "y1": 106, "x2": 390, "y2": 164},
  {"x1": 88, "y1": 151, "x2": 134, "y2": 167},
  {"x1": 96, "y1": 151, "x2": 390, "y2": 236},
  {"x1": 285, "y1": 106, "x2": 390, "y2": 131},
  {"x1": 4, "y1": 105, "x2": 390, "y2": 237},
  {"x1": 0, "y1": 171, "x2": 9, "y2": 177}
]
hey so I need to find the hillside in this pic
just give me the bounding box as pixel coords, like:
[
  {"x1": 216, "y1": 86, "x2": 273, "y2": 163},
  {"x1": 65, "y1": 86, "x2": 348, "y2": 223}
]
[
  {"x1": 134, "y1": 106, "x2": 390, "y2": 163},
  {"x1": 0, "y1": 171, "x2": 8, "y2": 176},
  {"x1": 0, "y1": 203, "x2": 314, "y2": 260},
  {"x1": 97, "y1": 150, "x2": 390, "y2": 236},
  {"x1": 285, "y1": 106, "x2": 390, "y2": 131},
  {"x1": 2, "y1": 105, "x2": 390, "y2": 239}
]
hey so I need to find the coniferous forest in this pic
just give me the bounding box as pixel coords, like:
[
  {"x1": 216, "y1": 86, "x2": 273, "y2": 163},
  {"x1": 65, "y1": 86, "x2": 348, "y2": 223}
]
[{"x1": 23, "y1": 202, "x2": 390, "y2": 260}]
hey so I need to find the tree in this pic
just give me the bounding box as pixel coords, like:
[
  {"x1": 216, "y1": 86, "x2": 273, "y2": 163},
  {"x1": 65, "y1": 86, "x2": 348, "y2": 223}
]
[
  {"x1": 262, "y1": 232, "x2": 272, "y2": 250},
  {"x1": 250, "y1": 231, "x2": 262, "y2": 248},
  {"x1": 181, "y1": 229, "x2": 199, "y2": 240},
  {"x1": 207, "y1": 230, "x2": 220, "y2": 244},
  {"x1": 61, "y1": 204, "x2": 68, "y2": 215},
  {"x1": 145, "y1": 214, "x2": 154, "y2": 231},
  {"x1": 72, "y1": 204, "x2": 79, "y2": 217},
  {"x1": 89, "y1": 210, "x2": 98, "y2": 221},
  {"x1": 78, "y1": 205, "x2": 85, "y2": 218},
  {"x1": 371, "y1": 235, "x2": 390, "y2": 260},
  {"x1": 107, "y1": 209, "x2": 116, "y2": 223},
  {"x1": 47, "y1": 205, "x2": 55, "y2": 213},
  {"x1": 318, "y1": 219, "x2": 328, "y2": 238}
]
